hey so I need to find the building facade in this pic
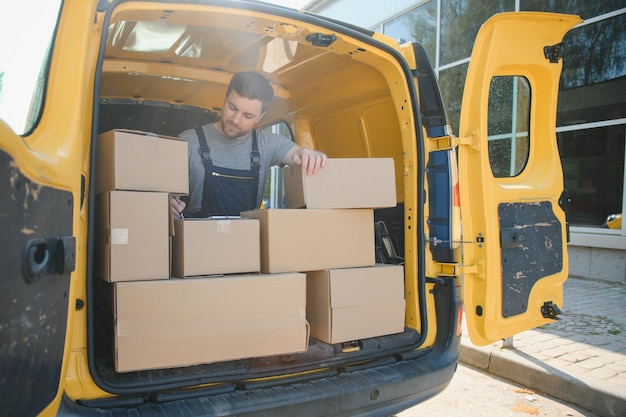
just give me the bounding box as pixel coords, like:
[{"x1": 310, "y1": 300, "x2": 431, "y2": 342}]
[{"x1": 304, "y1": 0, "x2": 626, "y2": 283}]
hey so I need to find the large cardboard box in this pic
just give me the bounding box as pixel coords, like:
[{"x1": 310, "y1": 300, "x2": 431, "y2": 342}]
[
  {"x1": 95, "y1": 191, "x2": 170, "y2": 282},
  {"x1": 172, "y1": 218, "x2": 260, "y2": 277},
  {"x1": 306, "y1": 264, "x2": 405, "y2": 344},
  {"x1": 96, "y1": 129, "x2": 189, "y2": 195},
  {"x1": 283, "y1": 158, "x2": 397, "y2": 209},
  {"x1": 241, "y1": 209, "x2": 375, "y2": 273},
  {"x1": 113, "y1": 273, "x2": 308, "y2": 372}
]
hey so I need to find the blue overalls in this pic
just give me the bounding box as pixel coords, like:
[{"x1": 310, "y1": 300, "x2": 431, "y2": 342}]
[{"x1": 191, "y1": 126, "x2": 260, "y2": 217}]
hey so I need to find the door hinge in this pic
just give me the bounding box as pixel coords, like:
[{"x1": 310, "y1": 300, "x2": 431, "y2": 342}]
[
  {"x1": 455, "y1": 128, "x2": 480, "y2": 152},
  {"x1": 543, "y1": 43, "x2": 563, "y2": 64},
  {"x1": 459, "y1": 258, "x2": 485, "y2": 280}
]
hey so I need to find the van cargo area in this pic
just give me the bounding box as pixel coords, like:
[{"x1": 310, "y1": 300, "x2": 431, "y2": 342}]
[
  {"x1": 89, "y1": 2, "x2": 424, "y2": 393},
  {"x1": 92, "y1": 102, "x2": 416, "y2": 387}
]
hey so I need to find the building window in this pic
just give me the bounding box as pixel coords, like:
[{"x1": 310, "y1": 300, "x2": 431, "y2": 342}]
[
  {"x1": 557, "y1": 13, "x2": 626, "y2": 126},
  {"x1": 439, "y1": 0, "x2": 514, "y2": 66},
  {"x1": 383, "y1": 0, "x2": 437, "y2": 63},
  {"x1": 520, "y1": 0, "x2": 625, "y2": 20},
  {"x1": 558, "y1": 125, "x2": 625, "y2": 227},
  {"x1": 438, "y1": 63, "x2": 468, "y2": 135}
]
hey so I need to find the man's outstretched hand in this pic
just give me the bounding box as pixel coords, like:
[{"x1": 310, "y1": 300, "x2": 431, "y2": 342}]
[{"x1": 290, "y1": 147, "x2": 327, "y2": 175}]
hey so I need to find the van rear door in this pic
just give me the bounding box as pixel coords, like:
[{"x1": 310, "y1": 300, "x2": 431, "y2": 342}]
[
  {"x1": 457, "y1": 12, "x2": 582, "y2": 345},
  {"x1": 0, "y1": 0, "x2": 94, "y2": 415}
]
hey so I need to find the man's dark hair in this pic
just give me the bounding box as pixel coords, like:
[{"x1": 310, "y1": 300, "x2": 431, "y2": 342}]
[{"x1": 227, "y1": 71, "x2": 275, "y2": 112}]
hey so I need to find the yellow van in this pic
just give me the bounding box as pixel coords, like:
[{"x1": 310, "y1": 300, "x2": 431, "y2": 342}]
[{"x1": 0, "y1": 1, "x2": 580, "y2": 416}]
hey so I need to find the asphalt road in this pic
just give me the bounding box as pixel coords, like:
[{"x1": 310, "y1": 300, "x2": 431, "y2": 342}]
[{"x1": 394, "y1": 363, "x2": 599, "y2": 417}]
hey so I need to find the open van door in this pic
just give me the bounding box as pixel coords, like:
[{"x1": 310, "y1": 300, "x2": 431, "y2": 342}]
[
  {"x1": 0, "y1": 124, "x2": 76, "y2": 417},
  {"x1": 457, "y1": 12, "x2": 582, "y2": 345},
  {"x1": 0, "y1": 1, "x2": 87, "y2": 415}
]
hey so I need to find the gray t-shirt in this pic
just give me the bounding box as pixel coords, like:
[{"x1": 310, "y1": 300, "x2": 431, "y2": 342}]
[{"x1": 179, "y1": 123, "x2": 295, "y2": 214}]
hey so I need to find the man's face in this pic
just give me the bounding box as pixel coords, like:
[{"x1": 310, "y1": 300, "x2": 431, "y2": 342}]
[{"x1": 218, "y1": 90, "x2": 265, "y2": 139}]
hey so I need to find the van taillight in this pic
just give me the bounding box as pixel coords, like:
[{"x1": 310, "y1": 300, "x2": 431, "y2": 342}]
[{"x1": 456, "y1": 306, "x2": 463, "y2": 337}]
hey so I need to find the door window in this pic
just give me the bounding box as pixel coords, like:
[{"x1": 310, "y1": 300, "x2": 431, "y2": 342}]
[{"x1": 487, "y1": 75, "x2": 531, "y2": 177}]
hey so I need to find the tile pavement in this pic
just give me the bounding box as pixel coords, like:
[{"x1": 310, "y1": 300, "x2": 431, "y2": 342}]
[{"x1": 460, "y1": 276, "x2": 626, "y2": 417}]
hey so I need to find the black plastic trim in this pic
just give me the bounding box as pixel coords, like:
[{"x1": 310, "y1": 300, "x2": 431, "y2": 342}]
[{"x1": 410, "y1": 43, "x2": 451, "y2": 138}]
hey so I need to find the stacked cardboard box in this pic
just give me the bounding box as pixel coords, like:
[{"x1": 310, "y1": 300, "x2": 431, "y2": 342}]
[
  {"x1": 243, "y1": 158, "x2": 406, "y2": 344},
  {"x1": 94, "y1": 129, "x2": 189, "y2": 282},
  {"x1": 282, "y1": 157, "x2": 397, "y2": 209},
  {"x1": 113, "y1": 272, "x2": 307, "y2": 372},
  {"x1": 171, "y1": 217, "x2": 260, "y2": 277},
  {"x1": 95, "y1": 129, "x2": 308, "y2": 373}
]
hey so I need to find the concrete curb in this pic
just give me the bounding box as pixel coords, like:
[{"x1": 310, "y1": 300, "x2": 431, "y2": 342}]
[{"x1": 460, "y1": 342, "x2": 626, "y2": 417}]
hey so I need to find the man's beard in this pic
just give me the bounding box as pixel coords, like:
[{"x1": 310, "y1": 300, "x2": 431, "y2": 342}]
[{"x1": 220, "y1": 119, "x2": 247, "y2": 139}]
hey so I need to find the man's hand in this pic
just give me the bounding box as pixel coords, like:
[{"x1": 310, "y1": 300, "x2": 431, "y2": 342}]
[
  {"x1": 171, "y1": 196, "x2": 186, "y2": 219},
  {"x1": 290, "y1": 147, "x2": 327, "y2": 175}
]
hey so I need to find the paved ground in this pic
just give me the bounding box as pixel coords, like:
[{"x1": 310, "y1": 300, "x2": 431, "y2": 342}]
[{"x1": 460, "y1": 276, "x2": 626, "y2": 417}]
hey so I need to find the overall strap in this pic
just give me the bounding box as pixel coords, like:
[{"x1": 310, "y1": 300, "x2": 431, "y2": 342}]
[
  {"x1": 195, "y1": 127, "x2": 211, "y2": 167},
  {"x1": 250, "y1": 129, "x2": 260, "y2": 171}
]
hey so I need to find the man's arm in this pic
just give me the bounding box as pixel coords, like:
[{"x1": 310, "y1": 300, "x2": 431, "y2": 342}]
[{"x1": 283, "y1": 144, "x2": 327, "y2": 175}]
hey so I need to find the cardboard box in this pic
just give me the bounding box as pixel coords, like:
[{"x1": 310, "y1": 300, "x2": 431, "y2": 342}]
[
  {"x1": 241, "y1": 209, "x2": 375, "y2": 273},
  {"x1": 96, "y1": 129, "x2": 188, "y2": 194},
  {"x1": 306, "y1": 264, "x2": 405, "y2": 344},
  {"x1": 95, "y1": 191, "x2": 170, "y2": 282},
  {"x1": 172, "y1": 218, "x2": 260, "y2": 277},
  {"x1": 113, "y1": 273, "x2": 308, "y2": 372},
  {"x1": 283, "y1": 158, "x2": 397, "y2": 209}
]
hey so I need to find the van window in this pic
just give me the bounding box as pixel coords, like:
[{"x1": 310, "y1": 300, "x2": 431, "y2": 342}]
[
  {"x1": 488, "y1": 75, "x2": 531, "y2": 177},
  {"x1": 0, "y1": 1, "x2": 61, "y2": 135}
]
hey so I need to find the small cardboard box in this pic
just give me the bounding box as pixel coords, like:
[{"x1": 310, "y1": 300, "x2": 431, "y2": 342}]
[
  {"x1": 113, "y1": 273, "x2": 308, "y2": 372},
  {"x1": 306, "y1": 264, "x2": 405, "y2": 344},
  {"x1": 241, "y1": 209, "x2": 375, "y2": 273},
  {"x1": 96, "y1": 129, "x2": 189, "y2": 195},
  {"x1": 172, "y1": 218, "x2": 260, "y2": 277},
  {"x1": 283, "y1": 158, "x2": 397, "y2": 209},
  {"x1": 95, "y1": 191, "x2": 170, "y2": 282}
]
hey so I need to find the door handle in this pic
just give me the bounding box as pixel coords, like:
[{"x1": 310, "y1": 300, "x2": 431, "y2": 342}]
[
  {"x1": 22, "y1": 238, "x2": 50, "y2": 283},
  {"x1": 22, "y1": 236, "x2": 76, "y2": 283}
]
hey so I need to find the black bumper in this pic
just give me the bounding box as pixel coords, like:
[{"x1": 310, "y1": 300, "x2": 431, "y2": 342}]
[{"x1": 59, "y1": 338, "x2": 459, "y2": 417}]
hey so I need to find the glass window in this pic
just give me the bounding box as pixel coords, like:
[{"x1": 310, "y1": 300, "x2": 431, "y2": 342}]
[
  {"x1": 487, "y1": 76, "x2": 531, "y2": 177},
  {"x1": 0, "y1": 1, "x2": 61, "y2": 135},
  {"x1": 560, "y1": 14, "x2": 625, "y2": 90},
  {"x1": 438, "y1": 63, "x2": 468, "y2": 135},
  {"x1": 383, "y1": 0, "x2": 437, "y2": 64},
  {"x1": 557, "y1": 14, "x2": 626, "y2": 126},
  {"x1": 115, "y1": 20, "x2": 187, "y2": 53},
  {"x1": 439, "y1": 0, "x2": 514, "y2": 65},
  {"x1": 521, "y1": 0, "x2": 625, "y2": 20},
  {"x1": 558, "y1": 125, "x2": 625, "y2": 227}
]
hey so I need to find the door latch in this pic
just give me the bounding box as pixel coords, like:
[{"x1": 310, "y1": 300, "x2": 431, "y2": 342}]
[
  {"x1": 543, "y1": 43, "x2": 563, "y2": 64},
  {"x1": 541, "y1": 301, "x2": 562, "y2": 320}
]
